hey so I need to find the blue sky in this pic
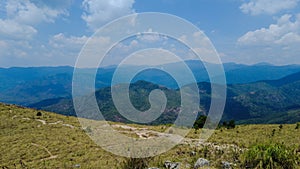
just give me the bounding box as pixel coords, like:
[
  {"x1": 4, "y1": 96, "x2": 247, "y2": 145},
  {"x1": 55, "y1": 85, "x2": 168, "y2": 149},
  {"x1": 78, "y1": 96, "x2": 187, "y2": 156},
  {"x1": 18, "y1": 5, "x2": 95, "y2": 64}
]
[{"x1": 0, "y1": 0, "x2": 300, "y2": 67}]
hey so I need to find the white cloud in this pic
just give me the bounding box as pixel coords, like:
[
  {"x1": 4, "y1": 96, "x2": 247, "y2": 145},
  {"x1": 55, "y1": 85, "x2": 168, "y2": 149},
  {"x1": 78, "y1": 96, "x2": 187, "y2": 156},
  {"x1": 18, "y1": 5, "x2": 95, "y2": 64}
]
[
  {"x1": 0, "y1": 41, "x2": 8, "y2": 57},
  {"x1": 240, "y1": 0, "x2": 299, "y2": 15},
  {"x1": 0, "y1": 0, "x2": 71, "y2": 40},
  {"x1": 119, "y1": 48, "x2": 182, "y2": 66},
  {"x1": 137, "y1": 34, "x2": 168, "y2": 43},
  {"x1": 30, "y1": 0, "x2": 73, "y2": 9},
  {"x1": 0, "y1": 39, "x2": 34, "y2": 67},
  {"x1": 81, "y1": 0, "x2": 135, "y2": 30},
  {"x1": 47, "y1": 33, "x2": 90, "y2": 66},
  {"x1": 0, "y1": 19, "x2": 37, "y2": 39},
  {"x1": 49, "y1": 33, "x2": 115, "y2": 67},
  {"x1": 6, "y1": 0, "x2": 68, "y2": 25},
  {"x1": 115, "y1": 39, "x2": 139, "y2": 53},
  {"x1": 49, "y1": 33, "x2": 89, "y2": 50},
  {"x1": 0, "y1": 0, "x2": 74, "y2": 67},
  {"x1": 237, "y1": 14, "x2": 300, "y2": 65},
  {"x1": 238, "y1": 14, "x2": 300, "y2": 45}
]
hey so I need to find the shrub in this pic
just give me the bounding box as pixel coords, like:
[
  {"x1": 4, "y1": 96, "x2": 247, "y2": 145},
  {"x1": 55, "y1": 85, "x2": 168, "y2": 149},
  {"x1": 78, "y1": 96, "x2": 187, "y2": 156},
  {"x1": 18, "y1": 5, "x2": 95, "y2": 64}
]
[
  {"x1": 168, "y1": 128, "x2": 174, "y2": 134},
  {"x1": 36, "y1": 111, "x2": 42, "y2": 116},
  {"x1": 295, "y1": 123, "x2": 300, "y2": 129},
  {"x1": 120, "y1": 157, "x2": 152, "y2": 169},
  {"x1": 193, "y1": 115, "x2": 207, "y2": 130},
  {"x1": 271, "y1": 129, "x2": 276, "y2": 137},
  {"x1": 228, "y1": 120, "x2": 236, "y2": 129},
  {"x1": 84, "y1": 126, "x2": 92, "y2": 133},
  {"x1": 201, "y1": 145, "x2": 209, "y2": 158},
  {"x1": 241, "y1": 143, "x2": 296, "y2": 169},
  {"x1": 221, "y1": 120, "x2": 236, "y2": 129}
]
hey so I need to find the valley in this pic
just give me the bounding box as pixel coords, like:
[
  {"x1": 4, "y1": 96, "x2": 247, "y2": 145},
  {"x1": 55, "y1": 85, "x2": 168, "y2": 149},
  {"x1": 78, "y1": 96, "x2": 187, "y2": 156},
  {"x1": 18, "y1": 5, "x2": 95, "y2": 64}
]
[{"x1": 28, "y1": 71, "x2": 300, "y2": 124}]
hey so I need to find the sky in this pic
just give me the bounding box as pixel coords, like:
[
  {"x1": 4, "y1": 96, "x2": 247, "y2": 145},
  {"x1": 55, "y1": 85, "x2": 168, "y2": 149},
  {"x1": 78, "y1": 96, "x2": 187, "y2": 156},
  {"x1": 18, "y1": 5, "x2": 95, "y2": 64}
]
[{"x1": 0, "y1": 0, "x2": 300, "y2": 67}]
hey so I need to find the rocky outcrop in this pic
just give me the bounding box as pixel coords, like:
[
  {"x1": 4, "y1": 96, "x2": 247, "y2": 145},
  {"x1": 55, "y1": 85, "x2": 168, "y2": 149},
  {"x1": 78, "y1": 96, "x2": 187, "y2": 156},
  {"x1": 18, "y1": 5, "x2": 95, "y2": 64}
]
[
  {"x1": 164, "y1": 160, "x2": 180, "y2": 169},
  {"x1": 194, "y1": 158, "x2": 209, "y2": 169}
]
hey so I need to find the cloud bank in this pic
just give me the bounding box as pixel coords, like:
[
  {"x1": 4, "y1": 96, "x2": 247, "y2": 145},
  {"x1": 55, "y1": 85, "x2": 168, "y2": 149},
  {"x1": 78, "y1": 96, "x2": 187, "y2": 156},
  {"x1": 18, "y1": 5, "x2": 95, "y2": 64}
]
[{"x1": 240, "y1": 0, "x2": 299, "y2": 15}]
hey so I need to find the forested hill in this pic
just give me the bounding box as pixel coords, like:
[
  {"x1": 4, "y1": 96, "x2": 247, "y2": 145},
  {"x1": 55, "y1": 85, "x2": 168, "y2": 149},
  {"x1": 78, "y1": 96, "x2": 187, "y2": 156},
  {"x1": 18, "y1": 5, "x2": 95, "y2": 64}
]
[{"x1": 29, "y1": 71, "x2": 300, "y2": 124}]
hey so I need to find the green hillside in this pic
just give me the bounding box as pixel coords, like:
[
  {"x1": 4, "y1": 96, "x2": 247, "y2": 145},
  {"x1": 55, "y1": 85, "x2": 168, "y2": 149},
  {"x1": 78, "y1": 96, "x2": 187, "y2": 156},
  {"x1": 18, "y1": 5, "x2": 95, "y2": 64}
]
[{"x1": 30, "y1": 71, "x2": 300, "y2": 124}]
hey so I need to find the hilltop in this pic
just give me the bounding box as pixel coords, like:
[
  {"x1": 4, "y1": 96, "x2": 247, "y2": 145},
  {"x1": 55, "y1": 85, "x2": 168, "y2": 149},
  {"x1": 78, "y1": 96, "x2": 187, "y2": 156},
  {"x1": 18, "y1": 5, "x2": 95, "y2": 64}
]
[{"x1": 1, "y1": 103, "x2": 299, "y2": 168}]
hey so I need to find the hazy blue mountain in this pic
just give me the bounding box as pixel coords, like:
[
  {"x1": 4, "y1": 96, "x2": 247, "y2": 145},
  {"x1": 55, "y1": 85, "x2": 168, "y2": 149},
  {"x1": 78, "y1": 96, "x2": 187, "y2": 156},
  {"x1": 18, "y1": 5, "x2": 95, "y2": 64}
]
[
  {"x1": 221, "y1": 64, "x2": 300, "y2": 84},
  {"x1": 262, "y1": 71, "x2": 300, "y2": 86},
  {"x1": 0, "y1": 70, "x2": 73, "y2": 105},
  {"x1": 1, "y1": 61, "x2": 300, "y2": 106}
]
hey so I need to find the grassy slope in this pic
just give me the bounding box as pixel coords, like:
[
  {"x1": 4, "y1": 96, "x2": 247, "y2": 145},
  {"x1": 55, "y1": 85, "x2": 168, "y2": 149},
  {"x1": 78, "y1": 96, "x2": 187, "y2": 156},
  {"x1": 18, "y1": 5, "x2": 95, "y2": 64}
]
[
  {"x1": 0, "y1": 103, "x2": 122, "y2": 169},
  {"x1": 1, "y1": 103, "x2": 299, "y2": 168}
]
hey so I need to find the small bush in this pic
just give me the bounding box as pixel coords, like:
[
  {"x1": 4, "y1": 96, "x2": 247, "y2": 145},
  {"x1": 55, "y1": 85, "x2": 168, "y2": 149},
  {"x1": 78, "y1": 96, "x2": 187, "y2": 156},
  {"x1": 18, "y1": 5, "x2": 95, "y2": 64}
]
[
  {"x1": 120, "y1": 157, "x2": 152, "y2": 169},
  {"x1": 241, "y1": 143, "x2": 296, "y2": 169},
  {"x1": 271, "y1": 129, "x2": 276, "y2": 137},
  {"x1": 228, "y1": 120, "x2": 236, "y2": 129},
  {"x1": 295, "y1": 123, "x2": 300, "y2": 129},
  {"x1": 220, "y1": 120, "x2": 236, "y2": 129},
  {"x1": 168, "y1": 128, "x2": 174, "y2": 134},
  {"x1": 84, "y1": 126, "x2": 92, "y2": 133},
  {"x1": 36, "y1": 112, "x2": 42, "y2": 116},
  {"x1": 193, "y1": 115, "x2": 207, "y2": 130},
  {"x1": 201, "y1": 146, "x2": 209, "y2": 158}
]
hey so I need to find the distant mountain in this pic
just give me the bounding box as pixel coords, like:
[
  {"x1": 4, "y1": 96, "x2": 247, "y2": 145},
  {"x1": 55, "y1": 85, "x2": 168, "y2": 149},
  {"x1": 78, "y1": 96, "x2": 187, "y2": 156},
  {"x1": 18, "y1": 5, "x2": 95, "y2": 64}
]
[
  {"x1": 1, "y1": 61, "x2": 300, "y2": 106},
  {"x1": 221, "y1": 64, "x2": 300, "y2": 84},
  {"x1": 263, "y1": 71, "x2": 300, "y2": 87},
  {"x1": 30, "y1": 80, "x2": 182, "y2": 125},
  {"x1": 0, "y1": 66, "x2": 74, "y2": 105},
  {"x1": 29, "y1": 71, "x2": 300, "y2": 124},
  {"x1": 224, "y1": 72, "x2": 300, "y2": 123}
]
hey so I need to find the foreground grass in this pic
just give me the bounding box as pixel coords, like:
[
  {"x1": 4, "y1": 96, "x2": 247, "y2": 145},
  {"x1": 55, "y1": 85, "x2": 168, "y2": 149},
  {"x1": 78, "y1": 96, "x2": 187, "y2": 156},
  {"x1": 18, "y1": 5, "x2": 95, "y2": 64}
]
[
  {"x1": 207, "y1": 124, "x2": 300, "y2": 148},
  {"x1": 0, "y1": 103, "x2": 299, "y2": 168},
  {"x1": 0, "y1": 104, "x2": 123, "y2": 168}
]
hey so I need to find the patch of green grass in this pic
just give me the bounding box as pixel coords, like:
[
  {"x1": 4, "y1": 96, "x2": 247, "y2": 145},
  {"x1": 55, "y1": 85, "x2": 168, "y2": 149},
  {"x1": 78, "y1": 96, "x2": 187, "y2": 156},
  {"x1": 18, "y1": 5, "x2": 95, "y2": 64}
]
[
  {"x1": 205, "y1": 124, "x2": 300, "y2": 148},
  {"x1": 241, "y1": 143, "x2": 297, "y2": 169}
]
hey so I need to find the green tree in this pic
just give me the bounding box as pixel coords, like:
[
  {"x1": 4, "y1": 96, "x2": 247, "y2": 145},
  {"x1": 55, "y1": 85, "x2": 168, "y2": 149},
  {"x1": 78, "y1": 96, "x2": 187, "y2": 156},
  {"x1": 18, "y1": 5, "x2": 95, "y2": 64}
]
[
  {"x1": 221, "y1": 120, "x2": 235, "y2": 129},
  {"x1": 193, "y1": 115, "x2": 207, "y2": 130},
  {"x1": 228, "y1": 120, "x2": 236, "y2": 129}
]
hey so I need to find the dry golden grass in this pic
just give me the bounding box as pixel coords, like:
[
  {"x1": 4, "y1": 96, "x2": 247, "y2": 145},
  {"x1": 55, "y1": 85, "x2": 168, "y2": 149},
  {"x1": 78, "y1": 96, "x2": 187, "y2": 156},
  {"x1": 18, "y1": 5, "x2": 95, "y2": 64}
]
[{"x1": 1, "y1": 103, "x2": 299, "y2": 168}]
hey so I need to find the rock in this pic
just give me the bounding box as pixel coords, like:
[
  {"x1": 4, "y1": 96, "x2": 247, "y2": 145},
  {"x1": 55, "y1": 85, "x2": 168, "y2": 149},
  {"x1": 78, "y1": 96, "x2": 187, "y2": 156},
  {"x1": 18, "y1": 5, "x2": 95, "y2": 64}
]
[
  {"x1": 221, "y1": 161, "x2": 232, "y2": 169},
  {"x1": 74, "y1": 164, "x2": 80, "y2": 168},
  {"x1": 164, "y1": 160, "x2": 180, "y2": 169},
  {"x1": 185, "y1": 163, "x2": 191, "y2": 168},
  {"x1": 194, "y1": 158, "x2": 209, "y2": 169},
  {"x1": 190, "y1": 151, "x2": 196, "y2": 156}
]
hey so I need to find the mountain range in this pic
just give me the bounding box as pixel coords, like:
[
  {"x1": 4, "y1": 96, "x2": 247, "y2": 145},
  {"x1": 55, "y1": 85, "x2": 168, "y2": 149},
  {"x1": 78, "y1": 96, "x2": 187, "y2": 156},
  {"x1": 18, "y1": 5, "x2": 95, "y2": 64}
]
[
  {"x1": 29, "y1": 71, "x2": 300, "y2": 124},
  {"x1": 1, "y1": 60, "x2": 300, "y2": 106},
  {"x1": 1, "y1": 61, "x2": 300, "y2": 124}
]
